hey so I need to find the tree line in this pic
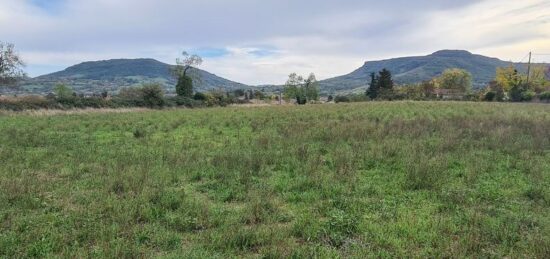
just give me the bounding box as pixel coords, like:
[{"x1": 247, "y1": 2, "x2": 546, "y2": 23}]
[
  {"x1": 1, "y1": 41, "x2": 549, "y2": 108},
  {"x1": 331, "y1": 66, "x2": 549, "y2": 103},
  {"x1": 0, "y1": 45, "x2": 278, "y2": 110}
]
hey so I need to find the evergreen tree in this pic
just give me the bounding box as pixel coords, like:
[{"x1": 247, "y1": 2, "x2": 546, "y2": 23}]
[
  {"x1": 366, "y1": 72, "x2": 379, "y2": 99},
  {"x1": 378, "y1": 69, "x2": 394, "y2": 90},
  {"x1": 377, "y1": 69, "x2": 394, "y2": 99}
]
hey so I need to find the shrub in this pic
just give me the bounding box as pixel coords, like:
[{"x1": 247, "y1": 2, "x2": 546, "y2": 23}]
[
  {"x1": 165, "y1": 96, "x2": 204, "y2": 108},
  {"x1": 0, "y1": 94, "x2": 120, "y2": 110},
  {"x1": 193, "y1": 92, "x2": 207, "y2": 101},
  {"x1": 334, "y1": 96, "x2": 350, "y2": 103},
  {"x1": 0, "y1": 95, "x2": 56, "y2": 110},
  {"x1": 78, "y1": 97, "x2": 112, "y2": 108},
  {"x1": 204, "y1": 91, "x2": 231, "y2": 107},
  {"x1": 540, "y1": 91, "x2": 550, "y2": 102},
  {"x1": 484, "y1": 91, "x2": 496, "y2": 101},
  {"x1": 116, "y1": 84, "x2": 165, "y2": 108},
  {"x1": 141, "y1": 83, "x2": 165, "y2": 108},
  {"x1": 509, "y1": 84, "x2": 532, "y2": 102},
  {"x1": 521, "y1": 91, "x2": 536, "y2": 102},
  {"x1": 53, "y1": 84, "x2": 74, "y2": 99},
  {"x1": 117, "y1": 87, "x2": 145, "y2": 106},
  {"x1": 464, "y1": 92, "x2": 481, "y2": 102},
  {"x1": 349, "y1": 94, "x2": 369, "y2": 102}
]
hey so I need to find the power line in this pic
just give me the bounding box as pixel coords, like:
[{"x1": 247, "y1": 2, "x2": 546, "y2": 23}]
[{"x1": 518, "y1": 53, "x2": 530, "y2": 63}]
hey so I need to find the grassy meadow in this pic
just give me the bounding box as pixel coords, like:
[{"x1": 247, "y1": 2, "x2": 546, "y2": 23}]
[{"x1": 0, "y1": 102, "x2": 549, "y2": 258}]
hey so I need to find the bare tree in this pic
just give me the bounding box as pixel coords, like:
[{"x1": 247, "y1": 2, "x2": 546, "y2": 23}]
[
  {"x1": 172, "y1": 51, "x2": 203, "y2": 97},
  {"x1": 173, "y1": 51, "x2": 203, "y2": 77},
  {"x1": 0, "y1": 42, "x2": 26, "y2": 86}
]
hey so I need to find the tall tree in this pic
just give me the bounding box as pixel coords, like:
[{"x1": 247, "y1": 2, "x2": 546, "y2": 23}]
[
  {"x1": 0, "y1": 42, "x2": 25, "y2": 86},
  {"x1": 366, "y1": 72, "x2": 379, "y2": 99},
  {"x1": 527, "y1": 65, "x2": 550, "y2": 92},
  {"x1": 173, "y1": 51, "x2": 203, "y2": 97},
  {"x1": 377, "y1": 69, "x2": 394, "y2": 99},
  {"x1": 284, "y1": 73, "x2": 305, "y2": 104},
  {"x1": 283, "y1": 73, "x2": 319, "y2": 105},
  {"x1": 421, "y1": 80, "x2": 437, "y2": 98},
  {"x1": 304, "y1": 73, "x2": 319, "y2": 102},
  {"x1": 437, "y1": 68, "x2": 472, "y2": 93},
  {"x1": 495, "y1": 65, "x2": 523, "y2": 92},
  {"x1": 377, "y1": 69, "x2": 394, "y2": 90},
  {"x1": 53, "y1": 84, "x2": 74, "y2": 99}
]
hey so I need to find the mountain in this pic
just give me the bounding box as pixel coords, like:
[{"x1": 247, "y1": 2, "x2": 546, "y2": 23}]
[
  {"x1": 6, "y1": 50, "x2": 540, "y2": 96},
  {"x1": 319, "y1": 50, "x2": 518, "y2": 93},
  {"x1": 17, "y1": 59, "x2": 250, "y2": 94}
]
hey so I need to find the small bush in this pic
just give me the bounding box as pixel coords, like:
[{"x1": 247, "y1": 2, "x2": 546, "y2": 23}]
[
  {"x1": 484, "y1": 91, "x2": 496, "y2": 101},
  {"x1": 334, "y1": 96, "x2": 350, "y2": 103},
  {"x1": 141, "y1": 83, "x2": 165, "y2": 108},
  {"x1": 205, "y1": 91, "x2": 231, "y2": 107},
  {"x1": 521, "y1": 91, "x2": 536, "y2": 102},
  {"x1": 193, "y1": 92, "x2": 207, "y2": 101},
  {"x1": 116, "y1": 84, "x2": 165, "y2": 108},
  {"x1": 164, "y1": 96, "x2": 203, "y2": 108},
  {"x1": 538, "y1": 91, "x2": 550, "y2": 102},
  {"x1": 0, "y1": 96, "x2": 56, "y2": 110}
]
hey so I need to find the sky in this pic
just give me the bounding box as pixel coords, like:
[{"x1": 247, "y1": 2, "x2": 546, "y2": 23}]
[{"x1": 1, "y1": 0, "x2": 549, "y2": 85}]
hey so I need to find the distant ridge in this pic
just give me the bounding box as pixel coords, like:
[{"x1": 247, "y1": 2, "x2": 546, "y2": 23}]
[
  {"x1": 36, "y1": 59, "x2": 172, "y2": 80},
  {"x1": 318, "y1": 50, "x2": 519, "y2": 92},
  {"x1": 9, "y1": 50, "x2": 543, "y2": 95},
  {"x1": 19, "y1": 58, "x2": 250, "y2": 94}
]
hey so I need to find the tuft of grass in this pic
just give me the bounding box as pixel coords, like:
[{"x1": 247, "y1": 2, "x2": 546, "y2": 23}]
[{"x1": 133, "y1": 128, "x2": 146, "y2": 138}]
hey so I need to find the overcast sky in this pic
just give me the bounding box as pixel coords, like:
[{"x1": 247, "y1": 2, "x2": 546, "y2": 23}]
[{"x1": 1, "y1": 0, "x2": 549, "y2": 85}]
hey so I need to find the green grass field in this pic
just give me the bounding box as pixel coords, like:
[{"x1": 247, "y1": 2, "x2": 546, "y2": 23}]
[{"x1": 1, "y1": 102, "x2": 549, "y2": 258}]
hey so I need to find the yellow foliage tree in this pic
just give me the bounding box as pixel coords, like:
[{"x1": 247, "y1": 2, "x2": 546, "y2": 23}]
[
  {"x1": 436, "y1": 68, "x2": 472, "y2": 93},
  {"x1": 495, "y1": 65, "x2": 524, "y2": 92}
]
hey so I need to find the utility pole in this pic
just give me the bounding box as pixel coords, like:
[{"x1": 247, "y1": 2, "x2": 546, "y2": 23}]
[{"x1": 526, "y1": 51, "x2": 532, "y2": 84}]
